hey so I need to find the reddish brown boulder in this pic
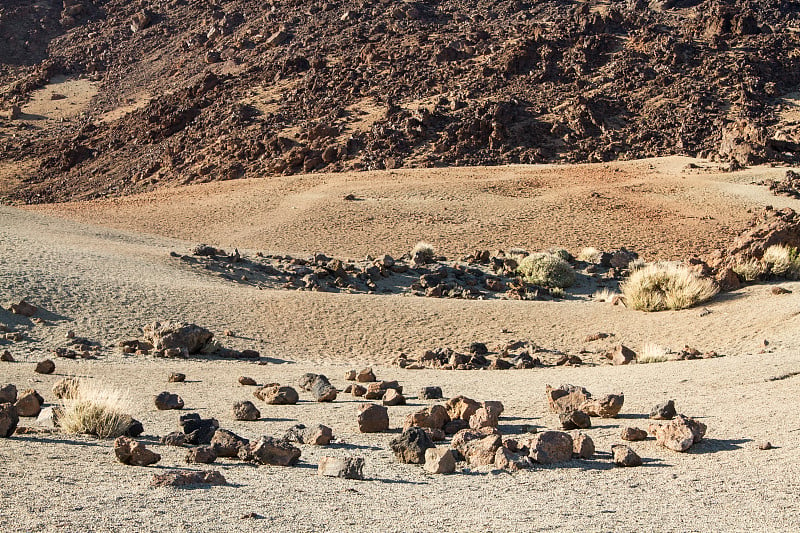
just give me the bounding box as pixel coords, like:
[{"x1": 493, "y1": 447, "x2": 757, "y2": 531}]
[
  {"x1": 621, "y1": 427, "x2": 648, "y2": 441},
  {"x1": 254, "y1": 385, "x2": 299, "y2": 405},
  {"x1": 14, "y1": 389, "x2": 43, "y2": 417},
  {"x1": 154, "y1": 391, "x2": 184, "y2": 410},
  {"x1": 114, "y1": 436, "x2": 161, "y2": 466},
  {"x1": 382, "y1": 389, "x2": 406, "y2": 406},
  {"x1": 357, "y1": 404, "x2": 389, "y2": 433},
  {"x1": 239, "y1": 436, "x2": 301, "y2": 466},
  {"x1": 546, "y1": 384, "x2": 591, "y2": 414},
  {"x1": 168, "y1": 372, "x2": 185, "y2": 383},
  {"x1": 606, "y1": 344, "x2": 636, "y2": 365},
  {"x1": 445, "y1": 395, "x2": 480, "y2": 422},
  {"x1": 186, "y1": 446, "x2": 217, "y2": 464},
  {"x1": 232, "y1": 401, "x2": 261, "y2": 421},
  {"x1": 581, "y1": 393, "x2": 624, "y2": 418},
  {"x1": 150, "y1": 470, "x2": 228, "y2": 488},
  {"x1": 390, "y1": 427, "x2": 435, "y2": 464},
  {"x1": 650, "y1": 415, "x2": 706, "y2": 452},
  {"x1": 350, "y1": 384, "x2": 367, "y2": 397},
  {"x1": 403, "y1": 405, "x2": 449, "y2": 430},
  {"x1": 559, "y1": 409, "x2": 591, "y2": 430},
  {"x1": 572, "y1": 432, "x2": 595, "y2": 459},
  {"x1": 464, "y1": 434, "x2": 503, "y2": 466},
  {"x1": 356, "y1": 367, "x2": 376, "y2": 382},
  {"x1": 318, "y1": 456, "x2": 365, "y2": 480},
  {"x1": 0, "y1": 403, "x2": 19, "y2": 437},
  {"x1": 494, "y1": 447, "x2": 529, "y2": 471},
  {"x1": 238, "y1": 376, "x2": 257, "y2": 386},
  {"x1": 35, "y1": 359, "x2": 55, "y2": 375},
  {"x1": 529, "y1": 431, "x2": 573, "y2": 464},
  {"x1": 210, "y1": 429, "x2": 249, "y2": 457},
  {"x1": 612, "y1": 444, "x2": 642, "y2": 467},
  {"x1": 0, "y1": 384, "x2": 17, "y2": 404},
  {"x1": 10, "y1": 300, "x2": 37, "y2": 317}
]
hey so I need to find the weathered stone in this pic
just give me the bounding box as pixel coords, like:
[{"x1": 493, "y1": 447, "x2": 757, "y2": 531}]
[
  {"x1": 150, "y1": 470, "x2": 228, "y2": 488},
  {"x1": 572, "y1": 432, "x2": 595, "y2": 459},
  {"x1": 36, "y1": 406, "x2": 62, "y2": 428},
  {"x1": 757, "y1": 441, "x2": 773, "y2": 450},
  {"x1": 650, "y1": 415, "x2": 706, "y2": 452},
  {"x1": 403, "y1": 404, "x2": 449, "y2": 430},
  {"x1": 179, "y1": 413, "x2": 219, "y2": 445},
  {"x1": 581, "y1": 393, "x2": 624, "y2": 418},
  {"x1": 114, "y1": 436, "x2": 161, "y2": 466},
  {"x1": 494, "y1": 447, "x2": 529, "y2": 472},
  {"x1": 160, "y1": 431, "x2": 187, "y2": 446},
  {"x1": 445, "y1": 395, "x2": 480, "y2": 422},
  {"x1": 382, "y1": 389, "x2": 406, "y2": 406},
  {"x1": 621, "y1": 427, "x2": 648, "y2": 441},
  {"x1": 0, "y1": 350, "x2": 13, "y2": 362},
  {"x1": 0, "y1": 384, "x2": 17, "y2": 404},
  {"x1": 529, "y1": 431, "x2": 574, "y2": 464},
  {"x1": 124, "y1": 418, "x2": 144, "y2": 437},
  {"x1": 15, "y1": 389, "x2": 43, "y2": 417},
  {"x1": 424, "y1": 447, "x2": 456, "y2": 474},
  {"x1": 302, "y1": 424, "x2": 334, "y2": 445},
  {"x1": 344, "y1": 370, "x2": 357, "y2": 381},
  {"x1": 650, "y1": 400, "x2": 677, "y2": 420},
  {"x1": 612, "y1": 444, "x2": 642, "y2": 466},
  {"x1": 154, "y1": 391, "x2": 184, "y2": 410},
  {"x1": 186, "y1": 446, "x2": 217, "y2": 464},
  {"x1": 10, "y1": 300, "x2": 37, "y2": 317},
  {"x1": 606, "y1": 344, "x2": 636, "y2": 365},
  {"x1": 546, "y1": 384, "x2": 591, "y2": 414},
  {"x1": 470, "y1": 405, "x2": 502, "y2": 430},
  {"x1": 233, "y1": 400, "x2": 261, "y2": 421},
  {"x1": 311, "y1": 375, "x2": 337, "y2": 402},
  {"x1": 464, "y1": 434, "x2": 503, "y2": 466},
  {"x1": 142, "y1": 322, "x2": 213, "y2": 354},
  {"x1": 390, "y1": 427, "x2": 435, "y2": 464},
  {"x1": 451, "y1": 427, "x2": 499, "y2": 455},
  {"x1": 255, "y1": 385, "x2": 299, "y2": 405},
  {"x1": 357, "y1": 404, "x2": 389, "y2": 433},
  {"x1": 35, "y1": 359, "x2": 55, "y2": 374},
  {"x1": 239, "y1": 436, "x2": 301, "y2": 466},
  {"x1": 168, "y1": 372, "x2": 186, "y2": 383},
  {"x1": 0, "y1": 403, "x2": 19, "y2": 437},
  {"x1": 210, "y1": 429, "x2": 249, "y2": 457},
  {"x1": 318, "y1": 456, "x2": 365, "y2": 479},
  {"x1": 52, "y1": 378, "x2": 80, "y2": 399},
  {"x1": 297, "y1": 373, "x2": 318, "y2": 391},
  {"x1": 350, "y1": 384, "x2": 367, "y2": 397},
  {"x1": 356, "y1": 367, "x2": 376, "y2": 382},
  {"x1": 239, "y1": 376, "x2": 257, "y2": 386},
  {"x1": 559, "y1": 409, "x2": 591, "y2": 430},
  {"x1": 419, "y1": 386, "x2": 443, "y2": 400}
]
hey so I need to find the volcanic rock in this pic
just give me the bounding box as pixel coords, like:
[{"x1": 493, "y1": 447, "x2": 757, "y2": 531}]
[
  {"x1": 572, "y1": 432, "x2": 595, "y2": 459},
  {"x1": 179, "y1": 413, "x2": 219, "y2": 445},
  {"x1": 154, "y1": 391, "x2": 184, "y2": 410},
  {"x1": 10, "y1": 300, "x2": 37, "y2": 317},
  {"x1": 318, "y1": 456, "x2": 365, "y2": 480},
  {"x1": 210, "y1": 429, "x2": 249, "y2": 457},
  {"x1": 114, "y1": 437, "x2": 161, "y2": 466},
  {"x1": 232, "y1": 400, "x2": 260, "y2": 421},
  {"x1": 494, "y1": 447, "x2": 529, "y2": 472},
  {"x1": 546, "y1": 384, "x2": 591, "y2": 415},
  {"x1": 419, "y1": 386, "x2": 443, "y2": 400},
  {"x1": 239, "y1": 376, "x2": 257, "y2": 386},
  {"x1": 559, "y1": 409, "x2": 591, "y2": 430},
  {"x1": 403, "y1": 405, "x2": 449, "y2": 431},
  {"x1": 650, "y1": 400, "x2": 677, "y2": 420},
  {"x1": 168, "y1": 372, "x2": 186, "y2": 383},
  {"x1": 650, "y1": 415, "x2": 707, "y2": 452},
  {"x1": 424, "y1": 447, "x2": 456, "y2": 474},
  {"x1": 612, "y1": 444, "x2": 642, "y2": 467},
  {"x1": 0, "y1": 403, "x2": 19, "y2": 437},
  {"x1": 311, "y1": 375, "x2": 337, "y2": 402},
  {"x1": 239, "y1": 436, "x2": 301, "y2": 466},
  {"x1": 0, "y1": 384, "x2": 17, "y2": 404},
  {"x1": 186, "y1": 446, "x2": 217, "y2": 464},
  {"x1": 390, "y1": 427, "x2": 435, "y2": 464},
  {"x1": 581, "y1": 393, "x2": 625, "y2": 418},
  {"x1": 529, "y1": 431, "x2": 574, "y2": 464},
  {"x1": 151, "y1": 470, "x2": 228, "y2": 488},
  {"x1": 255, "y1": 385, "x2": 299, "y2": 405},
  {"x1": 621, "y1": 427, "x2": 648, "y2": 441},
  {"x1": 142, "y1": 322, "x2": 213, "y2": 354},
  {"x1": 35, "y1": 359, "x2": 55, "y2": 374},
  {"x1": 445, "y1": 395, "x2": 480, "y2": 422},
  {"x1": 14, "y1": 389, "x2": 43, "y2": 417}
]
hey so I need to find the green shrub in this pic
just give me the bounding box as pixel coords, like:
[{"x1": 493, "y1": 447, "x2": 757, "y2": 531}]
[
  {"x1": 517, "y1": 252, "x2": 576, "y2": 288},
  {"x1": 620, "y1": 262, "x2": 718, "y2": 311}
]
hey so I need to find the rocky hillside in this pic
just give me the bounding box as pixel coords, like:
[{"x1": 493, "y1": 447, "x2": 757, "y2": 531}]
[{"x1": 1, "y1": 0, "x2": 799, "y2": 203}]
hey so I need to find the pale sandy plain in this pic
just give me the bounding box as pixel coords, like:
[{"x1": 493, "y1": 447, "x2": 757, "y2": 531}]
[{"x1": 1, "y1": 157, "x2": 800, "y2": 532}]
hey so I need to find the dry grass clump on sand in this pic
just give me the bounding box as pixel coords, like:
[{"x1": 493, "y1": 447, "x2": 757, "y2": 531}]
[
  {"x1": 411, "y1": 241, "x2": 436, "y2": 262},
  {"x1": 621, "y1": 262, "x2": 719, "y2": 312},
  {"x1": 733, "y1": 258, "x2": 768, "y2": 282},
  {"x1": 517, "y1": 252, "x2": 576, "y2": 288},
  {"x1": 59, "y1": 381, "x2": 134, "y2": 439},
  {"x1": 637, "y1": 342, "x2": 670, "y2": 363},
  {"x1": 592, "y1": 288, "x2": 619, "y2": 302},
  {"x1": 762, "y1": 244, "x2": 800, "y2": 279}
]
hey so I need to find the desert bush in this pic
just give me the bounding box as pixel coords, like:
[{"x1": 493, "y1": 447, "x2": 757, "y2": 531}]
[
  {"x1": 620, "y1": 262, "x2": 718, "y2": 311},
  {"x1": 762, "y1": 244, "x2": 800, "y2": 279},
  {"x1": 549, "y1": 287, "x2": 566, "y2": 298},
  {"x1": 411, "y1": 241, "x2": 436, "y2": 263},
  {"x1": 592, "y1": 288, "x2": 619, "y2": 302},
  {"x1": 627, "y1": 258, "x2": 647, "y2": 272},
  {"x1": 59, "y1": 381, "x2": 134, "y2": 439},
  {"x1": 732, "y1": 258, "x2": 767, "y2": 282},
  {"x1": 577, "y1": 247, "x2": 603, "y2": 264},
  {"x1": 637, "y1": 342, "x2": 670, "y2": 364},
  {"x1": 517, "y1": 252, "x2": 576, "y2": 288},
  {"x1": 547, "y1": 247, "x2": 572, "y2": 262}
]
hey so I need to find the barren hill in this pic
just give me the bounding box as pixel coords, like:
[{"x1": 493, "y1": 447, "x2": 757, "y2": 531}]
[{"x1": 1, "y1": 0, "x2": 799, "y2": 203}]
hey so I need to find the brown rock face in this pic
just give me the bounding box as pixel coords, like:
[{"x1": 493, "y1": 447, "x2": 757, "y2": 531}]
[
  {"x1": 650, "y1": 415, "x2": 707, "y2": 452},
  {"x1": 546, "y1": 384, "x2": 591, "y2": 414},
  {"x1": 142, "y1": 322, "x2": 213, "y2": 354},
  {"x1": 494, "y1": 447, "x2": 529, "y2": 472},
  {"x1": 382, "y1": 389, "x2": 406, "y2": 406},
  {"x1": 356, "y1": 367, "x2": 377, "y2": 382},
  {"x1": 35, "y1": 359, "x2": 55, "y2": 374},
  {"x1": 186, "y1": 446, "x2": 217, "y2": 464},
  {"x1": 154, "y1": 391, "x2": 184, "y2": 410},
  {"x1": 357, "y1": 404, "x2": 389, "y2": 433},
  {"x1": 581, "y1": 393, "x2": 625, "y2": 418},
  {"x1": 606, "y1": 344, "x2": 636, "y2": 365},
  {"x1": 464, "y1": 434, "x2": 503, "y2": 466},
  {"x1": 390, "y1": 427, "x2": 435, "y2": 464},
  {"x1": 318, "y1": 456, "x2": 365, "y2": 480},
  {"x1": 424, "y1": 448, "x2": 456, "y2": 474},
  {"x1": 559, "y1": 409, "x2": 591, "y2": 430},
  {"x1": 403, "y1": 405, "x2": 450, "y2": 431},
  {"x1": 150, "y1": 470, "x2": 228, "y2": 488},
  {"x1": 254, "y1": 385, "x2": 299, "y2": 405},
  {"x1": 621, "y1": 427, "x2": 648, "y2": 441},
  {"x1": 114, "y1": 437, "x2": 161, "y2": 466},
  {"x1": 210, "y1": 429, "x2": 249, "y2": 457},
  {"x1": 232, "y1": 401, "x2": 261, "y2": 421},
  {"x1": 572, "y1": 432, "x2": 595, "y2": 459},
  {"x1": 240, "y1": 436, "x2": 301, "y2": 466},
  {"x1": 612, "y1": 444, "x2": 642, "y2": 467},
  {"x1": 14, "y1": 389, "x2": 43, "y2": 417},
  {"x1": 529, "y1": 431, "x2": 574, "y2": 464},
  {"x1": 0, "y1": 384, "x2": 17, "y2": 404},
  {"x1": 445, "y1": 395, "x2": 481, "y2": 422},
  {"x1": 0, "y1": 403, "x2": 19, "y2": 437}
]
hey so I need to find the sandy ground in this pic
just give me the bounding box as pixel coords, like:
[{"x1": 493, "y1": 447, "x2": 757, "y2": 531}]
[{"x1": 1, "y1": 159, "x2": 800, "y2": 532}]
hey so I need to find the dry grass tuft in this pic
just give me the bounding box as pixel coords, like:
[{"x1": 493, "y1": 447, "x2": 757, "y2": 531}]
[
  {"x1": 59, "y1": 381, "x2": 134, "y2": 439},
  {"x1": 592, "y1": 288, "x2": 620, "y2": 302},
  {"x1": 762, "y1": 245, "x2": 800, "y2": 279},
  {"x1": 517, "y1": 252, "x2": 576, "y2": 288},
  {"x1": 732, "y1": 258, "x2": 767, "y2": 282},
  {"x1": 620, "y1": 262, "x2": 718, "y2": 311},
  {"x1": 637, "y1": 342, "x2": 670, "y2": 363},
  {"x1": 577, "y1": 247, "x2": 603, "y2": 264},
  {"x1": 411, "y1": 241, "x2": 436, "y2": 262}
]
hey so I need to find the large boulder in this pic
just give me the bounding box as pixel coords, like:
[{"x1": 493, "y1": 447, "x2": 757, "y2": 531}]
[
  {"x1": 311, "y1": 375, "x2": 337, "y2": 402},
  {"x1": 403, "y1": 405, "x2": 449, "y2": 430},
  {"x1": 650, "y1": 400, "x2": 677, "y2": 420},
  {"x1": 469, "y1": 401, "x2": 504, "y2": 430},
  {"x1": 0, "y1": 403, "x2": 19, "y2": 437},
  {"x1": 357, "y1": 404, "x2": 389, "y2": 433},
  {"x1": 210, "y1": 429, "x2": 249, "y2": 457},
  {"x1": 445, "y1": 395, "x2": 480, "y2": 422},
  {"x1": 0, "y1": 384, "x2": 17, "y2": 404},
  {"x1": 424, "y1": 447, "x2": 456, "y2": 474},
  {"x1": 15, "y1": 389, "x2": 43, "y2": 417},
  {"x1": 581, "y1": 393, "x2": 624, "y2": 418},
  {"x1": 650, "y1": 415, "x2": 706, "y2": 452},
  {"x1": 232, "y1": 401, "x2": 260, "y2": 421},
  {"x1": 142, "y1": 322, "x2": 213, "y2": 354},
  {"x1": 179, "y1": 413, "x2": 219, "y2": 444},
  {"x1": 390, "y1": 427, "x2": 435, "y2": 464},
  {"x1": 318, "y1": 456, "x2": 365, "y2": 480},
  {"x1": 529, "y1": 431, "x2": 574, "y2": 464},
  {"x1": 572, "y1": 432, "x2": 595, "y2": 459},
  {"x1": 254, "y1": 385, "x2": 299, "y2": 405},
  {"x1": 239, "y1": 436, "x2": 301, "y2": 466},
  {"x1": 463, "y1": 434, "x2": 503, "y2": 466},
  {"x1": 546, "y1": 384, "x2": 591, "y2": 414},
  {"x1": 612, "y1": 444, "x2": 642, "y2": 467},
  {"x1": 35, "y1": 359, "x2": 55, "y2": 374},
  {"x1": 114, "y1": 437, "x2": 161, "y2": 466},
  {"x1": 154, "y1": 391, "x2": 184, "y2": 410}
]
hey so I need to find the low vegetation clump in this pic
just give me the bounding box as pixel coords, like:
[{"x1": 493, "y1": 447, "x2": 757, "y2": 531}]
[
  {"x1": 59, "y1": 381, "x2": 134, "y2": 439},
  {"x1": 592, "y1": 288, "x2": 619, "y2": 302},
  {"x1": 620, "y1": 262, "x2": 718, "y2": 312},
  {"x1": 761, "y1": 244, "x2": 800, "y2": 279},
  {"x1": 637, "y1": 343, "x2": 670, "y2": 364},
  {"x1": 517, "y1": 252, "x2": 576, "y2": 288},
  {"x1": 411, "y1": 241, "x2": 436, "y2": 263},
  {"x1": 733, "y1": 258, "x2": 768, "y2": 282},
  {"x1": 577, "y1": 247, "x2": 603, "y2": 264}
]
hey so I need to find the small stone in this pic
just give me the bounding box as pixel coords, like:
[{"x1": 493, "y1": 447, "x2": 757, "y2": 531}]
[
  {"x1": 612, "y1": 444, "x2": 642, "y2": 466},
  {"x1": 650, "y1": 400, "x2": 677, "y2": 420},
  {"x1": 581, "y1": 393, "x2": 624, "y2": 418},
  {"x1": 419, "y1": 386, "x2": 443, "y2": 400},
  {"x1": 357, "y1": 404, "x2": 389, "y2": 433},
  {"x1": 494, "y1": 447, "x2": 529, "y2": 472},
  {"x1": 254, "y1": 385, "x2": 299, "y2": 405},
  {"x1": 621, "y1": 427, "x2": 648, "y2": 441},
  {"x1": 35, "y1": 359, "x2": 55, "y2": 374},
  {"x1": 311, "y1": 375, "x2": 337, "y2": 402},
  {"x1": 232, "y1": 401, "x2": 261, "y2": 421},
  {"x1": 114, "y1": 436, "x2": 161, "y2": 466},
  {"x1": 210, "y1": 429, "x2": 249, "y2": 457},
  {"x1": 650, "y1": 415, "x2": 706, "y2": 452},
  {"x1": 238, "y1": 376, "x2": 257, "y2": 386},
  {"x1": 0, "y1": 350, "x2": 13, "y2": 362},
  {"x1": 424, "y1": 447, "x2": 456, "y2": 474},
  {"x1": 445, "y1": 395, "x2": 480, "y2": 422},
  {"x1": 382, "y1": 389, "x2": 406, "y2": 406},
  {"x1": 154, "y1": 391, "x2": 184, "y2": 410},
  {"x1": 757, "y1": 441, "x2": 772, "y2": 450},
  {"x1": 14, "y1": 389, "x2": 43, "y2": 417},
  {"x1": 350, "y1": 384, "x2": 366, "y2": 397},
  {"x1": 559, "y1": 409, "x2": 591, "y2": 430},
  {"x1": 0, "y1": 384, "x2": 17, "y2": 404},
  {"x1": 160, "y1": 432, "x2": 187, "y2": 446},
  {"x1": 150, "y1": 470, "x2": 227, "y2": 488},
  {"x1": 0, "y1": 403, "x2": 19, "y2": 437},
  {"x1": 168, "y1": 372, "x2": 186, "y2": 383},
  {"x1": 318, "y1": 456, "x2": 365, "y2": 479},
  {"x1": 572, "y1": 432, "x2": 595, "y2": 458},
  {"x1": 606, "y1": 344, "x2": 636, "y2": 365},
  {"x1": 186, "y1": 446, "x2": 217, "y2": 464},
  {"x1": 344, "y1": 370, "x2": 357, "y2": 381},
  {"x1": 301, "y1": 424, "x2": 334, "y2": 445},
  {"x1": 390, "y1": 427, "x2": 435, "y2": 464},
  {"x1": 464, "y1": 434, "x2": 503, "y2": 466},
  {"x1": 239, "y1": 436, "x2": 301, "y2": 466},
  {"x1": 403, "y1": 405, "x2": 449, "y2": 430},
  {"x1": 529, "y1": 431, "x2": 574, "y2": 464},
  {"x1": 356, "y1": 367, "x2": 376, "y2": 382}
]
